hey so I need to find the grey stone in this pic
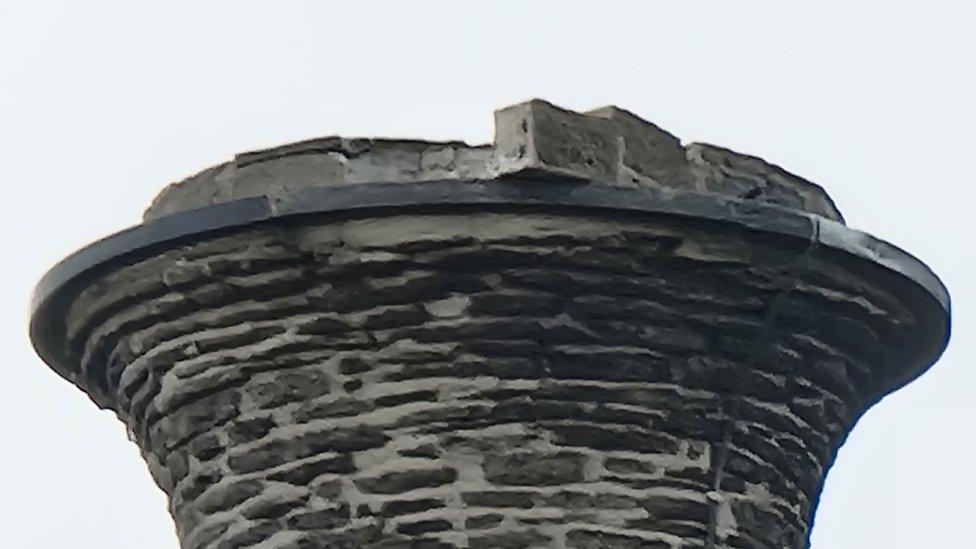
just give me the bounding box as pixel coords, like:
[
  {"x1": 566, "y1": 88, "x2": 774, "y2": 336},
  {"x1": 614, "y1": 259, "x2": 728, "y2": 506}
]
[
  {"x1": 461, "y1": 490, "x2": 536, "y2": 509},
  {"x1": 241, "y1": 493, "x2": 309, "y2": 520},
  {"x1": 195, "y1": 479, "x2": 263, "y2": 515},
  {"x1": 186, "y1": 433, "x2": 223, "y2": 462},
  {"x1": 465, "y1": 514, "x2": 504, "y2": 529},
  {"x1": 227, "y1": 426, "x2": 387, "y2": 474},
  {"x1": 313, "y1": 479, "x2": 344, "y2": 500},
  {"x1": 143, "y1": 99, "x2": 843, "y2": 222},
  {"x1": 294, "y1": 397, "x2": 374, "y2": 422},
  {"x1": 286, "y1": 506, "x2": 350, "y2": 530},
  {"x1": 32, "y1": 100, "x2": 950, "y2": 549},
  {"x1": 267, "y1": 454, "x2": 356, "y2": 485},
  {"x1": 246, "y1": 367, "x2": 330, "y2": 409},
  {"x1": 214, "y1": 522, "x2": 280, "y2": 549},
  {"x1": 380, "y1": 498, "x2": 443, "y2": 517},
  {"x1": 225, "y1": 414, "x2": 276, "y2": 444},
  {"x1": 483, "y1": 451, "x2": 587, "y2": 486},
  {"x1": 395, "y1": 519, "x2": 453, "y2": 536},
  {"x1": 604, "y1": 457, "x2": 659, "y2": 476}
]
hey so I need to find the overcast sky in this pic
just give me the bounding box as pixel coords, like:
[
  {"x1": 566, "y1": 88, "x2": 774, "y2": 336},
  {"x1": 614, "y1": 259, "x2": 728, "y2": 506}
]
[{"x1": 1, "y1": 2, "x2": 972, "y2": 547}]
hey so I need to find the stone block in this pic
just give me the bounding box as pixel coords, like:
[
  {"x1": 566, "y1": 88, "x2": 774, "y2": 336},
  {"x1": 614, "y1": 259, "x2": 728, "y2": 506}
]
[{"x1": 143, "y1": 100, "x2": 845, "y2": 222}]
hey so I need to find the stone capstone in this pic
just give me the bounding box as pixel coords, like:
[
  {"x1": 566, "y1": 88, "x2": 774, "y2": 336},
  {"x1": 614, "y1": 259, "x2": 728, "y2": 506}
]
[
  {"x1": 145, "y1": 99, "x2": 843, "y2": 222},
  {"x1": 54, "y1": 211, "x2": 940, "y2": 548}
]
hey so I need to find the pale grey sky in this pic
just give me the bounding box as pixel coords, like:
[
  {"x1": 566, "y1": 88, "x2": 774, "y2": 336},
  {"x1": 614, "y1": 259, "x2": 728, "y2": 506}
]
[{"x1": 1, "y1": 1, "x2": 971, "y2": 547}]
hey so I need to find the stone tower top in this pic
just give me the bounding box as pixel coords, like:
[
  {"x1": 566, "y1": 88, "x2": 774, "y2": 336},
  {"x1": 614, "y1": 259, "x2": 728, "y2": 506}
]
[
  {"x1": 31, "y1": 99, "x2": 947, "y2": 548},
  {"x1": 146, "y1": 100, "x2": 843, "y2": 222}
]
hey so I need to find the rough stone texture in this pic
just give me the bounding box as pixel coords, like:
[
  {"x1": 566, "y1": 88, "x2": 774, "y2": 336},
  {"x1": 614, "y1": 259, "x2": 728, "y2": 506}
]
[
  {"x1": 144, "y1": 100, "x2": 843, "y2": 223},
  {"x1": 34, "y1": 101, "x2": 945, "y2": 548},
  {"x1": 61, "y1": 209, "x2": 925, "y2": 548}
]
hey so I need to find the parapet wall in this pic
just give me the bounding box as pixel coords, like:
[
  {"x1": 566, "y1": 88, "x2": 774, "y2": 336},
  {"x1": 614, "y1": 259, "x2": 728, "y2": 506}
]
[{"x1": 145, "y1": 100, "x2": 843, "y2": 223}]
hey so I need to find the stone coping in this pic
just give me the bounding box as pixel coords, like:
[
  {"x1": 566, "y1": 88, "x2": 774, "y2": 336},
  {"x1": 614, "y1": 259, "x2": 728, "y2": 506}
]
[{"x1": 144, "y1": 100, "x2": 844, "y2": 222}]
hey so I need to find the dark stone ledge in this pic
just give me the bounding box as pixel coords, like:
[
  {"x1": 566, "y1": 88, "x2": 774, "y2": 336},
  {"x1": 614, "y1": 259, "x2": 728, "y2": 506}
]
[{"x1": 29, "y1": 179, "x2": 950, "y2": 408}]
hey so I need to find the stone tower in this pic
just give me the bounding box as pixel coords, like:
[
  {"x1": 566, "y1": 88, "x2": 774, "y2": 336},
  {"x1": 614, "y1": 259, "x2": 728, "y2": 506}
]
[{"x1": 30, "y1": 100, "x2": 949, "y2": 548}]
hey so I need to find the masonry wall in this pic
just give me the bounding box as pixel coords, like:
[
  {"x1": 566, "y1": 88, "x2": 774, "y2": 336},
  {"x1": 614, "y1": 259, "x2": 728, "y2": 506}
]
[{"x1": 62, "y1": 210, "x2": 919, "y2": 549}]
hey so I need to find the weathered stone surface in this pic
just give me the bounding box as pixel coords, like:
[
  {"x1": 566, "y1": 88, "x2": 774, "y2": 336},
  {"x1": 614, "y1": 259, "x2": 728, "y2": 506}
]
[
  {"x1": 32, "y1": 101, "x2": 949, "y2": 548},
  {"x1": 48, "y1": 206, "x2": 941, "y2": 548},
  {"x1": 144, "y1": 100, "x2": 843, "y2": 222},
  {"x1": 194, "y1": 479, "x2": 263, "y2": 515},
  {"x1": 483, "y1": 451, "x2": 587, "y2": 486},
  {"x1": 354, "y1": 468, "x2": 458, "y2": 495}
]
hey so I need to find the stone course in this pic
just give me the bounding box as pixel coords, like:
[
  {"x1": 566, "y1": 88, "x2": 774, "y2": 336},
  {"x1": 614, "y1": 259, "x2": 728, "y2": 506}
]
[{"x1": 31, "y1": 100, "x2": 948, "y2": 548}]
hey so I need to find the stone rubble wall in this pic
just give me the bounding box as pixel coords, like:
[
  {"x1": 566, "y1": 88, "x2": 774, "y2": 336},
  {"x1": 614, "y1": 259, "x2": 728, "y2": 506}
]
[
  {"x1": 63, "y1": 211, "x2": 915, "y2": 548},
  {"x1": 144, "y1": 100, "x2": 843, "y2": 223}
]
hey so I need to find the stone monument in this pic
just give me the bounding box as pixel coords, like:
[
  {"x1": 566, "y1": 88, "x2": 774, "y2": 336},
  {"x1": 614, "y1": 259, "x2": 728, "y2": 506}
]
[{"x1": 30, "y1": 100, "x2": 950, "y2": 548}]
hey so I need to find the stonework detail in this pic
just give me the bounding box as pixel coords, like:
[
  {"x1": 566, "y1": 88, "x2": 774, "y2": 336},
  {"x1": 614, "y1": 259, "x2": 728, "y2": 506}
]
[
  {"x1": 31, "y1": 101, "x2": 948, "y2": 548},
  {"x1": 145, "y1": 100, "x2": 842, "y2": 222},
  {"x1": 64, "y1": 212, "x2": 920, "y2": 548}
]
